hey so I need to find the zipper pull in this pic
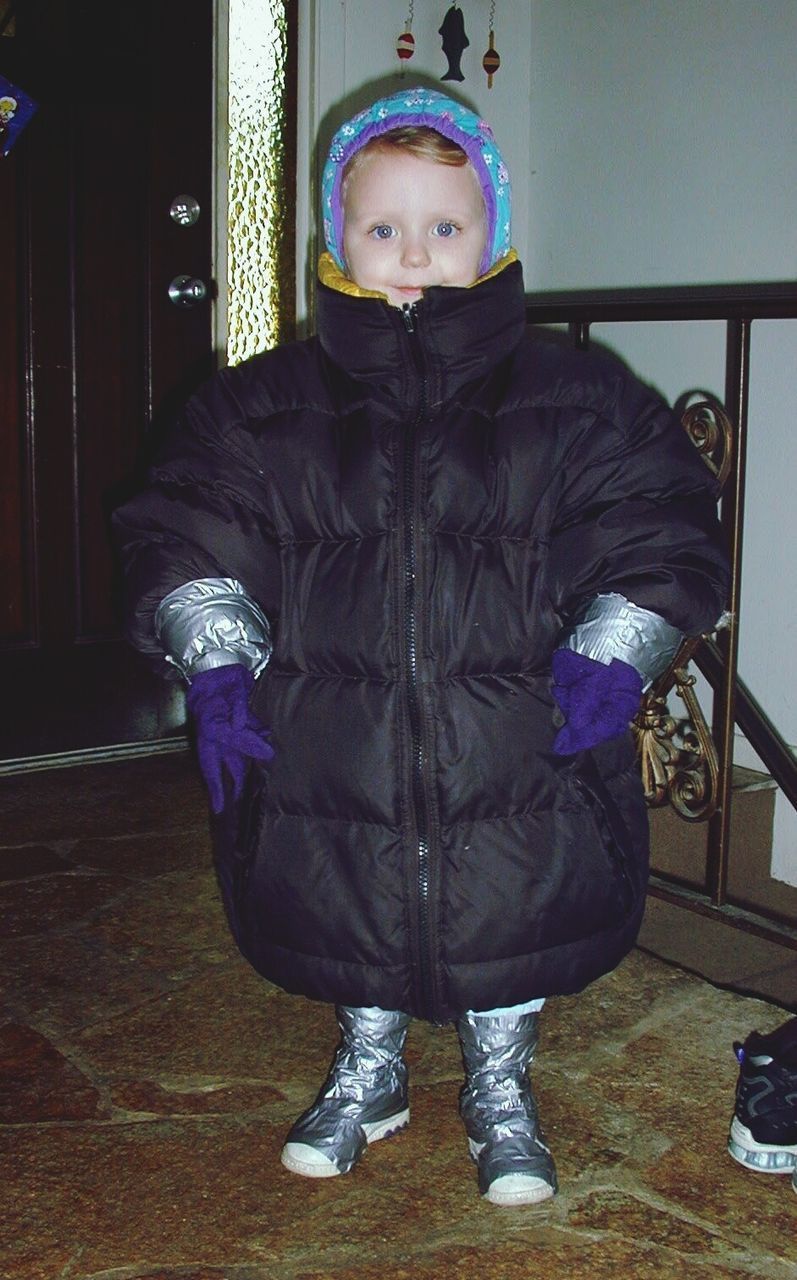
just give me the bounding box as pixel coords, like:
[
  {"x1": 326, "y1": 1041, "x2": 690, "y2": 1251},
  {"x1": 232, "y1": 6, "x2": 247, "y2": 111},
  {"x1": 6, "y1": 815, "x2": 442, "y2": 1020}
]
[{"x1": 402, "y1": 302, "x2": 417, "y2": 333}]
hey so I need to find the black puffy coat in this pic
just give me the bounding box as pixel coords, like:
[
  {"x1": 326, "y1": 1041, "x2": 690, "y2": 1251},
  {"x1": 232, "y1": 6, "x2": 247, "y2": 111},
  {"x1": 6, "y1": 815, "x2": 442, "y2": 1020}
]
[{"x1": 114, "y1": 260, "x2": 728, "y2": 1022}]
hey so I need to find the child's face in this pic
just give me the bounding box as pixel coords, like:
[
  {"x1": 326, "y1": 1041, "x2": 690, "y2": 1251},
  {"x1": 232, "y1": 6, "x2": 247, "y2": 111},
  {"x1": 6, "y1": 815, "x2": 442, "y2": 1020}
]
[{"x1": 342, "y1": 149, "x2": 487, "y2": 309}]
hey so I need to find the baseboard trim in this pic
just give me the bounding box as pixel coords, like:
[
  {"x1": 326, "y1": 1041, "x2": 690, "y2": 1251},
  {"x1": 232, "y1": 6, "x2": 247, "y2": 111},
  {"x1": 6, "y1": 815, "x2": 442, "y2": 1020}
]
[
  {"x1": 648, "y1": 874, "x2": 797, "y2": 950},
  {"x1": 0, "y1": 737, "x2": 189, "y2": 777}
]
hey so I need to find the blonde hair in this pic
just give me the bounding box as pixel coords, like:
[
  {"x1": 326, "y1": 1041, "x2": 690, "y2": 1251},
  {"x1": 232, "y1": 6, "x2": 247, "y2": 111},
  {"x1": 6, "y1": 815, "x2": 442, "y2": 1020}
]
[{"x1": 342, "y1": 125, "x2": 468, "y2": 199}]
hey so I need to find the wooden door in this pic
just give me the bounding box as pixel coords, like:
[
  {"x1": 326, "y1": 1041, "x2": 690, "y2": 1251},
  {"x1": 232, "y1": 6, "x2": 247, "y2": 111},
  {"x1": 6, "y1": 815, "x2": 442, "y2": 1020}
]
[{"x1": 0, "y1": 0, "x2": 215, "y2": 761}]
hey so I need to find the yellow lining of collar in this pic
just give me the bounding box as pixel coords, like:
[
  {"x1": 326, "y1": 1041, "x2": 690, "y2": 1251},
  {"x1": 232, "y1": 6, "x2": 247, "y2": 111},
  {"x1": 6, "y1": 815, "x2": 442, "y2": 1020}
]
[{"x1": 317, "y1": 249, "x2": 519, "y2": 301}]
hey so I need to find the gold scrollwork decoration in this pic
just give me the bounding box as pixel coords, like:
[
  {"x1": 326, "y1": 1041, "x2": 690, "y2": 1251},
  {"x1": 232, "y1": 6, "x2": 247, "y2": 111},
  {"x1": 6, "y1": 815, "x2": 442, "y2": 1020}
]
[
  {"x1": 633, "y1": 641, "x2": 721, "y2": 822},
  {"x1": 631, "y1": 392, "x2": 732, "y2": 821},
  {"x1": 680, "y1": 398, "x2": 734, "y2": 489}
]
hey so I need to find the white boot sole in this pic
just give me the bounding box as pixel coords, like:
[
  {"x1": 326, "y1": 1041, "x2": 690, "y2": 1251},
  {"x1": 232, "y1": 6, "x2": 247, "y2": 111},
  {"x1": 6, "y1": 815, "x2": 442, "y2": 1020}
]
[
  {"x1": 468, "y1": 1136, "x2": 556, "y2": 1206},
  {"x1": 280, "y1": 1108, "x2": 410, "y2": 1178},
  {"x1": 728, "y1": 1116, "x2": 797, "y2": 1174}
]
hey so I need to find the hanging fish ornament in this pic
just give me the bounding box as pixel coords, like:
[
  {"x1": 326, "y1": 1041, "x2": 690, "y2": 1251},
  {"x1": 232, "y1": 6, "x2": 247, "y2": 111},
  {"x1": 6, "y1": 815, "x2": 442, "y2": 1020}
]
[
  {"x1": 439, "y1": 4, "x2": 469, "y2": 83},
  {"x1": 397, "y1": 1, "x2": 415, "y2": 74}
]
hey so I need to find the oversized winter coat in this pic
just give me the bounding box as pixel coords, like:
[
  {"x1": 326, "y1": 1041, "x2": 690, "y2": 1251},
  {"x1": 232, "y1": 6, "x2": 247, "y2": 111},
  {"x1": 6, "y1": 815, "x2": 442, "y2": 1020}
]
[{"x1": 114, "y1": 258, "x2": 729, "y2": 1023}]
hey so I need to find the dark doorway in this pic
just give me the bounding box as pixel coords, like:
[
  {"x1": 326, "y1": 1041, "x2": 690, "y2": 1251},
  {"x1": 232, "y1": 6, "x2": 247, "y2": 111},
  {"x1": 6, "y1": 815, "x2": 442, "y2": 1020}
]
[{"x1": 1, "y1": 1, "x2": 216, "y2": 760}]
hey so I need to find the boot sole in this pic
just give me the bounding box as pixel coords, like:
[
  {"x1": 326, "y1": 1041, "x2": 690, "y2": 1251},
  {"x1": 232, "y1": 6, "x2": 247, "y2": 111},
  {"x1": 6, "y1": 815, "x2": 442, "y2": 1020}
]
[
  {"x1": 468, "y1": 1137, "x2": 557, "y2": 1206},
  {"x1": 280, "y1": 1108, "x2": 410, "y2": 1178},
  {"x1": 728, "y1": 1116, "x2": 797, "y2": 1174}
]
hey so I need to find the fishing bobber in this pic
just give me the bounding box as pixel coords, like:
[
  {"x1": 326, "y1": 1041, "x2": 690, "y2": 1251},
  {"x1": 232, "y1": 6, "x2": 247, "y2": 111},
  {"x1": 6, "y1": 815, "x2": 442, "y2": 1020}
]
[
  {"x1": 483, "y1": 32, "x2": 500, "y2": 87},
  {"x1": 397, "y1": 30, "x2": 415, "y2": 64}
]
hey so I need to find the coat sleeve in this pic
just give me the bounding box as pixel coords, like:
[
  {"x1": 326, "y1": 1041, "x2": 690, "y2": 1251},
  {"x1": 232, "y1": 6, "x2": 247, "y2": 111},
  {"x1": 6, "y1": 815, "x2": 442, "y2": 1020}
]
[
  {"x1": 546, "y1": 366, "x2": 730, "y2": 636},
  {"x1": 112, "y1": 379, "x2": 281, "y2": 676}
]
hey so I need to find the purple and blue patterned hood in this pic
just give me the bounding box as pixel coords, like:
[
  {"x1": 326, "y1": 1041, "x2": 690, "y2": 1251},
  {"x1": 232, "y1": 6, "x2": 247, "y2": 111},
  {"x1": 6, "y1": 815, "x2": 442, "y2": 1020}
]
[{"x1": 321, "y1": 86, "x2": 512, "y2": 278}]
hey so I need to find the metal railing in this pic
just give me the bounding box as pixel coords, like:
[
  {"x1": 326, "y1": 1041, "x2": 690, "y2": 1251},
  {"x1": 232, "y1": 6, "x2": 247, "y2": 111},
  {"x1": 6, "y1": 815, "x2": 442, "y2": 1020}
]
[{"x1": 525, "y1": 281, "x2": 797, "y2": 948}]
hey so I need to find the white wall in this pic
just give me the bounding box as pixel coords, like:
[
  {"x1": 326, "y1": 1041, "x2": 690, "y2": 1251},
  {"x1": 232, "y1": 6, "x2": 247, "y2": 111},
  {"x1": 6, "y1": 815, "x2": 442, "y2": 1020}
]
[
  {"x1": 297, "y1": 0, "x2": 797, "y2": 884},
  {"x1": 526, "y1": 0, "x2": 797, "y2": 290},
  {"x1": 525, "y1": 0, "x2": 797, "y2": 884}
]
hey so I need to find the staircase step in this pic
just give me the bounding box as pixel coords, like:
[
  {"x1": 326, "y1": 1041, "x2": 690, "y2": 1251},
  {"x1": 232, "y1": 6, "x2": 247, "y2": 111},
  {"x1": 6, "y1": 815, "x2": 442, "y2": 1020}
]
[
  {"x1": 643, "y1": 762, "x2": 797, "y2": 1003},
  {"x1": 732, "y1": 764, "x2": 778, "y2": 792},
  {"x1": 648, "y1": 764, "x2": 776, "y2": 895},
  {"x1": 638, "y1": 894, "x2": 797, "y2": 1010}
]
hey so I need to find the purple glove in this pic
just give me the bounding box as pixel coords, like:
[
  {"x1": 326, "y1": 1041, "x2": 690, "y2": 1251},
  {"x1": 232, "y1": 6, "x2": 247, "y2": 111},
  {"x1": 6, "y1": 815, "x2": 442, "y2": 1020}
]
[
  {"x1": 185, "y1": 664, "x2": 274, "y2": 814},
  {"x1": 551, "y1": 649, "x2": 643, "y2": 756}
]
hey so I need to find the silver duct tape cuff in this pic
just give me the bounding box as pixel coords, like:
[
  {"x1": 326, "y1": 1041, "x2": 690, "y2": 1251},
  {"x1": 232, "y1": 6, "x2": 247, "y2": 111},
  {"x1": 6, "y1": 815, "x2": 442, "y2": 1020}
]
[
  {"x1": 155, "y1": 577, "x2": 272, "y2": 680},
  {"x1": 560, "y1": 592, "x2": 683, "y2": 691},
  {"x1": 457, "y1": 1010, "x2": 541, "y2": 1094}
]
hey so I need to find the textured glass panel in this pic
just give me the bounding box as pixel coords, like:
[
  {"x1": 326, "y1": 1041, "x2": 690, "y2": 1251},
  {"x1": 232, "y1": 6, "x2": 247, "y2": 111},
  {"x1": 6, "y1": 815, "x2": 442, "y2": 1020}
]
[{"x1": 228, "y1": 0, "x2": 292, "y2": 363}]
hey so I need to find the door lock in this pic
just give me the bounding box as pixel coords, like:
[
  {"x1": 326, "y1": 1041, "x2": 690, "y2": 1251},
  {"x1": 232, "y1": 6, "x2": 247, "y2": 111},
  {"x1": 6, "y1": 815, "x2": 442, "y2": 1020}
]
[
  {"x1": 169, "y1": 194, "x2": 201, "y2": 227},
  {"x1": 168, "y1": 275, "x2": 208, "y2": 307}
]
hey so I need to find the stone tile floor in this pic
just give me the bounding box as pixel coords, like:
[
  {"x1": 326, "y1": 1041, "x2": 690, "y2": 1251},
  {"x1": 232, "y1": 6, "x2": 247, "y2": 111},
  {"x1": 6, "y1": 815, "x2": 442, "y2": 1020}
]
[{"x1": 1, "y1": 751, "x2": 795, "y2": 1280}]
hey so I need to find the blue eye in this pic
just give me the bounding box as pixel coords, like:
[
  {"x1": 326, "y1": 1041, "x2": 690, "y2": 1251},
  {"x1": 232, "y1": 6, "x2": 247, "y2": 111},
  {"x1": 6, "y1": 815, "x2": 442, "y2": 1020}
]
[
  {"x1": 372, "y1": 224, "x2": 395, "y2": 240},
  {"x1": 434, "y1": 221, "x2": 457, "y2": 238}
]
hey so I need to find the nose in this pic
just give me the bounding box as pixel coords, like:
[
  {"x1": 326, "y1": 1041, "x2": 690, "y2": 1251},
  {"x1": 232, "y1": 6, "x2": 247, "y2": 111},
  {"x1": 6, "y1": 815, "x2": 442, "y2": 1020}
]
[{"x1": 401, "y1": 234, "x2": 431, "y2": 270}]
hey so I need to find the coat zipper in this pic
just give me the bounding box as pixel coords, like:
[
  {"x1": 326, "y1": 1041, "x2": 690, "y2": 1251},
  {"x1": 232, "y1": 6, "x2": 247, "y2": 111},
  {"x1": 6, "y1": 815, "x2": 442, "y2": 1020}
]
[{"x1": 400, "y1": 301, "x2": 439, "y2": 1020}]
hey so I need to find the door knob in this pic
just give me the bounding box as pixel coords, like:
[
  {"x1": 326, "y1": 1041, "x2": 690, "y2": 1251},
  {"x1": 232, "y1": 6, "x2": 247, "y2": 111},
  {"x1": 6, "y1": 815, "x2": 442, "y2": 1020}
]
[{"x1": 168, "y1": 275, "x2": 208, "y2": 307}]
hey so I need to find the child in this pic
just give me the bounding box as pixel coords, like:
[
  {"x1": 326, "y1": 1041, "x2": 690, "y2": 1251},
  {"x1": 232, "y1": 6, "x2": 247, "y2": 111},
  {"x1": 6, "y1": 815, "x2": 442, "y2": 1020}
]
[{"x1": 113, "y1": 87, "x2": 728, "y2": 1206}]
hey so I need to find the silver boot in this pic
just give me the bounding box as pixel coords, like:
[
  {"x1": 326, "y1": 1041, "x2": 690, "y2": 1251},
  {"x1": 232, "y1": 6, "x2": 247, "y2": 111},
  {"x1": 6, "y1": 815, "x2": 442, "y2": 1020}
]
[
  {"x1": 280, "y1": 1006, "x2": 411, "y2": 1178},
  {"x1": 457, "y1": 1010, "x2": 557, "y2": 1206}
]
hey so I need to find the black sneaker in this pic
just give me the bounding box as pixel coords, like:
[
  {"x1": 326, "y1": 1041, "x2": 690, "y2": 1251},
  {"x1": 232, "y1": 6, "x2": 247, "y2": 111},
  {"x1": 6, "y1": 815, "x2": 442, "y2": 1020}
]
[{"x1": 728, "y1": 1015, "x2": 797, "y2": 1176}]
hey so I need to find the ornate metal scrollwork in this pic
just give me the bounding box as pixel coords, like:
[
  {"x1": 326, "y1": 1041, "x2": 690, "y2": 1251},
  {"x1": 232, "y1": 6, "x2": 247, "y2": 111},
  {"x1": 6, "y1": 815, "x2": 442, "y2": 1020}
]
[
  {"x1": 680, "y1": 397, "x2": 734, "y2": 488},
  {"x1": 632, "y1": 395, "x2": 732, "y2": 821},
  {"x1": 633, "y1": 647, "x2": 721, "y2": 822}
]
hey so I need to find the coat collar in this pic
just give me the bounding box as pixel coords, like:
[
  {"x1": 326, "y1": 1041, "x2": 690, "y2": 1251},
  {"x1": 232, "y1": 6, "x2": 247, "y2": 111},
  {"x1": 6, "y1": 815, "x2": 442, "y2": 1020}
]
[{"x1": 315, "y1": 253, "x2": 527, "y2": 413}]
